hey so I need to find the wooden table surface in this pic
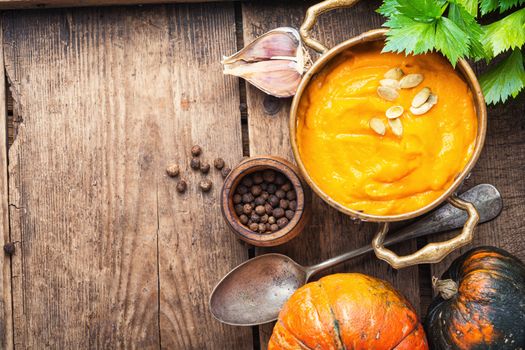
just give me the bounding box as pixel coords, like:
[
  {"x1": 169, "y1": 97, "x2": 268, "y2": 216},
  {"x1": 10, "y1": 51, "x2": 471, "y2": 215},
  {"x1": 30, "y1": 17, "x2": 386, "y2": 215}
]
[{"x1": 0, "y1": 0, "x2": 523, "y2": 349}]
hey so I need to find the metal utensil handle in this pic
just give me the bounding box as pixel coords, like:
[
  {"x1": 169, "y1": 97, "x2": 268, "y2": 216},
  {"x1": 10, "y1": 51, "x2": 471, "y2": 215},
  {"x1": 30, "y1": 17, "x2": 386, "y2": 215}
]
[
  {"x1": 300, "y1": 0, "x2": 361, "y2": 53},
  {"x1": 372, "y1": 195, "x2": 479, "y2": 269},
  {"x1": 305, "y1": 184, "x2": 498, "y2": 277}
]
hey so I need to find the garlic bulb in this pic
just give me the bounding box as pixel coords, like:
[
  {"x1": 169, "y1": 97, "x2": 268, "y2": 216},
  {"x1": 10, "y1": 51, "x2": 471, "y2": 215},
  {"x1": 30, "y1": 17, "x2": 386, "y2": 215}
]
[{"x1": 222, "y1": 27, "x2": 310, "y2": 98}]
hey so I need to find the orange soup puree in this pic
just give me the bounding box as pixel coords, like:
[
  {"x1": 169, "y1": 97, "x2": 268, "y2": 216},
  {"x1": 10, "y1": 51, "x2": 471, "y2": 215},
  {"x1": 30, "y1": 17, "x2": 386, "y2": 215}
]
[{"x1": 297, "y1": 43, "x2": 478, "y2": 215}]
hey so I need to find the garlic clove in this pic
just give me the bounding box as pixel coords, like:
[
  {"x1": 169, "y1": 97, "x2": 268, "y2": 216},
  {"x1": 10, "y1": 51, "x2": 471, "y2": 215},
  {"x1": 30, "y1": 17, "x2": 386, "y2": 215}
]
[
  {"x1": 222, "y1": 27, "x2": 301, "y2": 64},
  {"x1": 221, "y1": 27, "x2": 310, "y2": 98},
  {"x1": 223, "y1": 60, "x2": 302, "y2": 98}
]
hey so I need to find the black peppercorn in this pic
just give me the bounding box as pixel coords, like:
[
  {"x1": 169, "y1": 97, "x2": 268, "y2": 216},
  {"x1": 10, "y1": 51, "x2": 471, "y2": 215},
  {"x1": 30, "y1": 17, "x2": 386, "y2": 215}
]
[
  {"x1": 263, "y1": 170, "x2": 276, "y2": 183},
  {"x1": 261, "y1": 192, "x2": 269, "y2": 200},
  {"x1": 268, "y1": 216, "x2": 276, "y2": 224},
  {"x1": 3, "y1": 242, "x2": 15, "y2": 255},
  {"x1": 200, "y1": 162, "x2": 210, "y2": 174},
  {"x1": 277, "y1": 217, "x2": 289, "y2": 228},
  {"x1": 275, "y1": 174, "x2": 286, "y2": 185},
  {"x1": 260, "y1": 214, "x2": 268, "y2": 223},
  {"x1": 235, "y1": 204, "x2": 244, "y2": 215},
  {"x1": 214, "y1": 158, "x2": 225, "y2": 170},
  {"x1": 285, "y1": 210, "x2": 294, "y2": 220},
  {"x1": 258, "y1": 223, "x2": 266, "y2": 233},
  {"x1": 199, "y1": 179, "x2": 212, "y2": 192},
  {"x1": 268, "y1": 195, "x2": 279, "y2": 207},
  {"x1": 251, "y1": 185, "x2": 262, "y2": 196},
  {"x1": 252, "y1": 173, "x2": 264, "y2": 184},
  {"x1": 254, "y1": 196, "x2": 265, "y2": 206},
  {"x1": 273, "y1": 208, "x2": 285, "y2": 219},
  {"x1": 233, "y1": 194, "x2": 242, "y2": 204},
  {"x1": 275, "y1": 189, "x2": 286, "y2": 199},
  {"x1": 241, "y1": 176, "x2": 253, "y2": 187},
  {"x1": 261, "y1": 183, "x2": 268, "y2": 191},
  {"x1": 286, "y1": 191, "x2": 297, "y2": 200},
  {"x1": 166, "y1": 164, "x2": 180, "y2": 177},
  {"x1": 250, "y1": 213, "x2": 261, "y2": 223},
  {"x1": 191, "y1": 145, "x2": 202, "y2": 156},
  {"x1": 221, "y1": 167, "x2": 231, "y2": 178},
  {"x1": 239, "y1": 214, "x2": 249, "y2": 225},
  {"x1": 242, "y1": 204, "x2": 253, "y2": 215},
  {"x1": 255, "y1": 205, "x2": 266, "y2": 216},
  {"x1": 265, "y1": 223, "x2": 271, "y2": 232},
  {"x1": 190, "y1": 157, "x2": 200, "y2": 170},
  {"x1": 176, "y1": 180, "x2": 187, "y2": 193},
  {"x1": 249, "y1": 223, "x2": 259, "y2": 231},
  {"x1": 289, "y1": 200, "x2": 297, "y2": 211},
  {"x1": 267, "y1": 184, "x2": 277, "y2": 194},
  {"x1": 270, "y1": 224, "x2": 279, "y2": 232},
  {"x1": 281, "y1": 182, "x2": 292, "y2": 192},
  {"x1": 236, "y1": 185, "x2": 248, "y2": 195},
  {"x1": 242, "y1": 193, "x2": 254, "y2": 203},
  {"x1": 265, "y1": 203, "x2": 273, "y2": 215},
  {"x1": 279, "y1": 199, "x2": 289, "y2": 209}
]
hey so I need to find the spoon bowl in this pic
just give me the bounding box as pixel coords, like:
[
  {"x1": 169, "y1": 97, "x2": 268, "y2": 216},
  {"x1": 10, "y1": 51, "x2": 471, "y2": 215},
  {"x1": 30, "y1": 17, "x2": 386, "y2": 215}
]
[{"x1": 210, "y1": 254, "x2": 306, "y2": 326}]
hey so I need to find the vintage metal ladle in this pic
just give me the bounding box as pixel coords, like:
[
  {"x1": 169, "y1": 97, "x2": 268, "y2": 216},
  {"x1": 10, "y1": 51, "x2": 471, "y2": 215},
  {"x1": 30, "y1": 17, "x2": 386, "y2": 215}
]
[{"x1": 210, "y1": 184, "x2": 502, "y2": 326}]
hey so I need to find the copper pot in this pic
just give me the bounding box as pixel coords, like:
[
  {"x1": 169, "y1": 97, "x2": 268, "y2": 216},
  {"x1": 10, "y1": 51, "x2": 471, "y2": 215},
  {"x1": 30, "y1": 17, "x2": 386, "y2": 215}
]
[{"x1": 289, "y1": 0, "x2": 487, "y2": 269}]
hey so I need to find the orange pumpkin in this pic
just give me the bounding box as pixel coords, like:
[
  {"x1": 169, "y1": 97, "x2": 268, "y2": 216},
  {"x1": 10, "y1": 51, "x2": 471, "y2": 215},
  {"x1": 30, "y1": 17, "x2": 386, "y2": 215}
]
[{"x1": 268, "y1": 273, "x2": 428, "y2": 350}]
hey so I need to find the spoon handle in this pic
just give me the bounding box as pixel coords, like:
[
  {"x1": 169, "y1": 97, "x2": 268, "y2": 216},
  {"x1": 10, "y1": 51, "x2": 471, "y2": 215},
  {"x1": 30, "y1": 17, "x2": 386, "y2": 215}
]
[{"x1": 305, "y1": 184, "x2": 502, "y2": 278}]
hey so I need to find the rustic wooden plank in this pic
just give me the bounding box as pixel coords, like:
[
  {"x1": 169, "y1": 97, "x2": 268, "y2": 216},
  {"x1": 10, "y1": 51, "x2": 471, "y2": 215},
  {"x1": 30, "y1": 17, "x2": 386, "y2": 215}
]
[
  {"x1": 0, "y1": 0, "x2": 223, "y2": 10},
  {"x1": 3, "y1": 4, "x2": 250, "y2": 349},
  {"x1": 240, "y1": 1, "x2": 422, "y2": 348},
  {"x1": 0, "y1": 23, "x2": 14, "y2": 350},
  {"x1": 428, "y1": 93, "x2": 525, "y2": 294}
]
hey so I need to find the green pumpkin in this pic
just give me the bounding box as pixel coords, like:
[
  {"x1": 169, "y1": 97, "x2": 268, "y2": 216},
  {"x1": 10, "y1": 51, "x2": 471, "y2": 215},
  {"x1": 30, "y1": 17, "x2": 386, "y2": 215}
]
[{"x1": 425, "y1": 246, "x2": 525, "y2": 349}]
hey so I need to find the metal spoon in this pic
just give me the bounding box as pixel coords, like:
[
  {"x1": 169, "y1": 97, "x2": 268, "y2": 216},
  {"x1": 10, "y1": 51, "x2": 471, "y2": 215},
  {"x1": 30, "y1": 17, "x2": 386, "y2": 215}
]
[{"x1": 210, "y1": 184, "x2": 502, "y2": 326}]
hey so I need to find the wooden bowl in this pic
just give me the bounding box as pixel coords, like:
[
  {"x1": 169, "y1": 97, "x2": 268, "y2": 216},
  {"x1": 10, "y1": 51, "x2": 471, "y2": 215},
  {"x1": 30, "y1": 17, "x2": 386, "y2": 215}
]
[{"x1": 220, "y1": 156, "x2": 310, "y2": 247}]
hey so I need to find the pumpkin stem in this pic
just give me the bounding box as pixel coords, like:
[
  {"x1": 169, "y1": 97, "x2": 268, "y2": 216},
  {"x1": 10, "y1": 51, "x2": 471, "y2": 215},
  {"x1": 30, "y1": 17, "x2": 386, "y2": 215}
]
[{"x1": 432, "y1": 276, "x2": 458, "y2": 300}]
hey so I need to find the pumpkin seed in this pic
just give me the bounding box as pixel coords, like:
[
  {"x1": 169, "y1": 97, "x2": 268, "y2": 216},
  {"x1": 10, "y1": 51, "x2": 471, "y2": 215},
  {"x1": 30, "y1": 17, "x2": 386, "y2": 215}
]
[
  {"x1": 410, "y1": 102, "x2": 434, "y2": 115},
  {"x1": 385, "y1": 105, "x2": 404, "y2": 119},
  {"x1": 400, "y1": 74, "x2": 424, "y2": 89},
  {"x1": 388, "y1": 118, "x2": 403, "y2": 137},
  {"x1": 369, "y1": 118, "x2": 386, "y2": 135},
  {"x1": 428, "y1": 93, "x2": 438, "y2": 105},
  {"x1": 384, "y1": 67, "x2": 404, "y2": 80},
  {"x1": 377, "y1": 86, "x2": 399, "y2": 101},
  {"x1": 412, "y1": 87, "x2": 431, "y2": 108},
  {"x1": 380, "y1": 79, "x2": 400, "y2": 90}
]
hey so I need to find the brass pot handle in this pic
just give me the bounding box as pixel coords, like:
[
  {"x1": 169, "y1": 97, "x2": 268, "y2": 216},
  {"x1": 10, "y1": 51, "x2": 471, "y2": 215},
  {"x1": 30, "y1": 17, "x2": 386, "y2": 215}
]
[
  {"x1": 300, "y1": 0, "x2": 362, "y2": 53},
  {"x1": 372, "y1": 195, "x2": 480, "y2": 269}
]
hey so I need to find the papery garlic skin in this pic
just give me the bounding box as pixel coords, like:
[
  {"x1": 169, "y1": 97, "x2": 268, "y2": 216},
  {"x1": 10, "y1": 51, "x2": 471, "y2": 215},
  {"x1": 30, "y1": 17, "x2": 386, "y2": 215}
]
[{"x1": 221, "y1": 27, "x2": 310, "y2": 98}]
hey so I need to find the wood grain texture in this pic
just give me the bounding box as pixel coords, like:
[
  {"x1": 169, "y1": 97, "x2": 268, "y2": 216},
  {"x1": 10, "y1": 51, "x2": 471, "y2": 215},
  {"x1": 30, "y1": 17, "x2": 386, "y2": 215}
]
[
  {"x1": 0, "y1": 0, "x2": 223, "y2": 10},
  {"x1": 0, "y1": 23, "x2": 14, "y2": 350},
  {"x1": 428, "y1": 92, "x2": 525, "y2": 296},
  {"x1": 240, "y1": 1, "x2": 421, "y2": 348},
  {"x1": 2, "y1": 4, "x2": 250, "y2": 349}
]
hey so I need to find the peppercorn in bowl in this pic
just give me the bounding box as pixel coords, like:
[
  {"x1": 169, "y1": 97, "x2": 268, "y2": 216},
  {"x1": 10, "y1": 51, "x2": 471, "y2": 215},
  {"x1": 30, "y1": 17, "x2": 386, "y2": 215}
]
[{"x1": 221, "y1": 156, "x2": 311, "y2": 247}]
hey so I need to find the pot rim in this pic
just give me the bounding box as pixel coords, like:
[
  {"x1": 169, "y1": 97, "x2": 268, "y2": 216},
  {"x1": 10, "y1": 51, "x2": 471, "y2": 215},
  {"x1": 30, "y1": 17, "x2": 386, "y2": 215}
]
[{"x1": 289, "y1": 28, "x2": 487, "y2": 223}]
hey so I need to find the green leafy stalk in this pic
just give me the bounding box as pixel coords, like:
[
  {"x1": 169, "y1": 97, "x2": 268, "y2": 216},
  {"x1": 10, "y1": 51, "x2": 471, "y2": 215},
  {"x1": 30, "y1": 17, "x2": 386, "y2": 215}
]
[{"x1": 379, "y1": 0, "x2": 525, "y2": 104}]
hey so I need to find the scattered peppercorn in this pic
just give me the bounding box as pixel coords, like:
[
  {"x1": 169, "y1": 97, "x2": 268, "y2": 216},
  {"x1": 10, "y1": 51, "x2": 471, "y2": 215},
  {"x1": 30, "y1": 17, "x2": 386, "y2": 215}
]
[
  {"x1": 200, "y1": 162, "x2": 210, "y2": 174},
  {"x1": 3, "y1": 242, "x2": 15, "y2": 255},
  {"x1": 221, "y1": 167, "x2": 231, "y2": 178},
  {"x1": 166, "y1": 164, "x2": 180, "y2": 177},
  {"x1": 191, "y1": 145, "x2": 202, "y2": 156},
  {"x1": 199, "y1": 179, "x2": 213, "y2": 192},
  {"x1": 176, "y1": 180, "x2": 187, "y2": 193},
  {"x1": 232, "y1": 169, "x2": 298, "y2": 234},
  {"x1": 190, "y1": 157, "x2": 200, "y2": 170},
  {"x1": 214, "y1": 158, "x2": 225, "y2": 170}
]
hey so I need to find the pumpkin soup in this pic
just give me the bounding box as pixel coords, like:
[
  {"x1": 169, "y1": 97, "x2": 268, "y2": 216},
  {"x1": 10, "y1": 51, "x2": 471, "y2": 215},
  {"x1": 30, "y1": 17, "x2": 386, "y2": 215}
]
[{"x1": 296, "y1": 43, "x2": 478, "y2": 215}]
